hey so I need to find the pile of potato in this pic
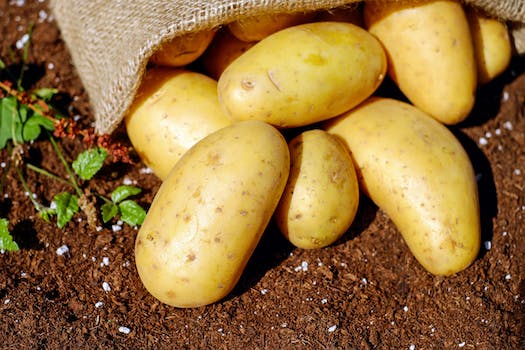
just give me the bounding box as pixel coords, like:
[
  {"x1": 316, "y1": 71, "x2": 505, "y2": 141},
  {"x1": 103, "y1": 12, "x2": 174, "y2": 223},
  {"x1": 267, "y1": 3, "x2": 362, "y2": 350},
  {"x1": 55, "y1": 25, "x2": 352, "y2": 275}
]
[{"x1": 126, "y1": 0, "x2": 513, "y2": 308}]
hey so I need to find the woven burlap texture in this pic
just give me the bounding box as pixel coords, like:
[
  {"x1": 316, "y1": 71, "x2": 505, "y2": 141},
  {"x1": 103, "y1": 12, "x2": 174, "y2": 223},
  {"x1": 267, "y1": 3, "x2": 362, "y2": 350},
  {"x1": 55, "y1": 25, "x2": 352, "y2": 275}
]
[{"x1": 49, "y1": 0, "x2": 525, "y2": 135}]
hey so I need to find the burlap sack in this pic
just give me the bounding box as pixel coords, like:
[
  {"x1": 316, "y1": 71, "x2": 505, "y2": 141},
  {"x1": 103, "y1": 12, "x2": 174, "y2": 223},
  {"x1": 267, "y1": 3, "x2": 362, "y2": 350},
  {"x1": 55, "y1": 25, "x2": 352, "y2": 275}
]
[{"x1": 49, "y1": 0, "x2": 525, "y2": 135}]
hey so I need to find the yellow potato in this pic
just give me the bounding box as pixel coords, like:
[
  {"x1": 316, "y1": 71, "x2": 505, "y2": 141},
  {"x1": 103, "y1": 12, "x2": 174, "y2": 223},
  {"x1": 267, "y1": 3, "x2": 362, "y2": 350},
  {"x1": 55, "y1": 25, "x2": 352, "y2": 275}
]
[
  {"x1": 325, "y1": 97, "x2": 480, "y2": 276},
  {"x1": 228, "y1": 12, "x2": 315, "y2": 42},
  {"x1": 218, "y1": 22, "x2": 386, "y2": 128},
  {"x1": 275, "y1": 129, "x2": 359, "y2": 249},
  {"x1": 200, "y1": 29, "x2": 256, "y2": 80},
  {"x1": 125, "y1": 68, "x2": 231, "y2": 180},
  {"x1": 364, "y1": 0, "x2": 477, "y2": 125},
  {"x1": 135, "y1": 120, "x2": 290, "y2": 307},
  {"x1": 466, "y1": 7, "x2": 512, "y2": 84},
  {"x1": 150, "y1": 30, "x2": 216, "y2": 67}
]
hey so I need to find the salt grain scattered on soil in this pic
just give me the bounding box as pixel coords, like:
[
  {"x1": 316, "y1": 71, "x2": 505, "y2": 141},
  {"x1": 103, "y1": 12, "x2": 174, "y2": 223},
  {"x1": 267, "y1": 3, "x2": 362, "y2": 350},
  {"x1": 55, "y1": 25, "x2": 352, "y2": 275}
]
[
  {"x1": 403, "y1": 306, "x2": 409, "y2": 312},
  {"x1": 458, "y1": 342, "x2": 466, "y2": 347},
  {"x1": 328, "y1": 325, "x2": 337, "y2": 332},
  {"x1": 484, "y1": 241, "x2": 492, "y2": 250},
  {"x1": 102, "y1": 282, "x2": 111, "y2": 292},
  {"x1": 112, "y1": 224, "x2": 122, "y2": 232},
  {"x1": 479, "y1": 137, "x2": 488, "y2": 146},
  {"x1": 56, "y1": 245, "x2": 69, "y2": 256},
  {"x1": 139, "y1": 167, "x2": 153, "y2": 174},
  {"x1": 260, "y1": 289, "x2": 268, "y2": 295},
  {"x1": 123, "y1": 177, "x2": 133, "y2": 185},
  {"x1": 4, "y1": 299, "x2": 10, "y2": 304},
  {"x1": 503, "y1": 121, "x2": 513, "y2": 130},
  {"x1": 118, "y1": 326, "x2": 131, "y2": 334},
  {"x1": 505, "y1": 274, "x2": 511, "y2": 280},
  {"x1": 15, "y1": 33, "x2": 29, "y2": 49},
  {"x1": 94, "y1": 301, "x2": 103, "y2": 308},
  {"x1": 409, "y1": 345, "x2": 416, "y2": 350},
  {"x1": 502, "y1": 91, "x2": 509, "y2": 101},
  {"x1": 101, "y1": 257, "x2": 110, "y2": 266}
]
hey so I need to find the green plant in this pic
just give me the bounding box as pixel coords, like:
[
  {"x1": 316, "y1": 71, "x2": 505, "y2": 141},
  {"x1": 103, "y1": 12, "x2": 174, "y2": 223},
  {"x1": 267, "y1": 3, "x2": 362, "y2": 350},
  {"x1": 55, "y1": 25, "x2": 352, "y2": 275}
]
[{"x1": 0, "y1": 29, "x2": 145, "y2": 232}]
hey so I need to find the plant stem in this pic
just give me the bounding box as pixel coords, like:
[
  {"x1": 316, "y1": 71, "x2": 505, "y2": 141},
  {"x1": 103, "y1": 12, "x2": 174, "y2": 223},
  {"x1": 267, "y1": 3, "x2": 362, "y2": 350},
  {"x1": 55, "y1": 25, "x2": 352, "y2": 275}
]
[
  {"x1": 48, "y1": 133, "x2": 83, "y2": 197},
  {"x1": 26, "y1": 163, "x2": 73, "y2": 188},
  {"x1": 14, "y1": 162, "x2": 44, "y2": 212}
]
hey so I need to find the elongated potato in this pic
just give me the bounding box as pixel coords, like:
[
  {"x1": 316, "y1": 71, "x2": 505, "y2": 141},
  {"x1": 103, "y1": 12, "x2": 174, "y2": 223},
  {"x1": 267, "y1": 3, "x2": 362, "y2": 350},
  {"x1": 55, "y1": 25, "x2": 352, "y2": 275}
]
[
  {"x1": 150, "y1": 30, "x2": 216, "y2": 67},
  {"x1": 218, "y1": 22, "x2": 386, "y2": 128},
  {"x1": 466, "y1": 7, "x2": 512, "y2": 84},
  {"x1": 228, "y1": 12, "x2": 315, "y2": 42},
  {"x1": 275, "y1": 129, "x2": 359, "y2": 249},
  {"x1": 125, "y1": 68, "x2": 231, "y2": 180},
  {"x1": 325, "y1": 97, "x2": 480, "y2": 276},
  {"x1": 364, "y1": 0, "x2": 477, "y2": 125},
  {"x1": 135, "y1": 120, "x2": 290, "y2": 307}
]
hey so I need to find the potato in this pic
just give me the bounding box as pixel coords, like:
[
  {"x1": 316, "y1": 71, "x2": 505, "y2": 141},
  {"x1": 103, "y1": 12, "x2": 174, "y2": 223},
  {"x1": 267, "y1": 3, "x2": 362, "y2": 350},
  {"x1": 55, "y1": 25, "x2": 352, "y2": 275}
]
[
  {"x1": 466, "y1": 7, "x2": 512, "y2": 84},
  {"x1": 275, "y1": 129, "x2": 359, "y2": 249},
  {"x1": 364, "y1": 0, "x2": 477, "y2": 125},
  {"x1": 125, "y1": 68, "x2": 231, "y2": 180},
  {"x1": 228, "y1": 12, "x2": 315, "y2": 42},
  {"x1": 325, "y1": 97, "x2": 480, "y2": 276},
  {"x1": 150, "y1": 30, "x2": 216, "y2": 67},
  {"x1": 218, "y1": 22, "x2": 386, "y2": 128},
  {"x1": 200, "y1": 29, "x2": 256, "y2": 80},
  {"x1": 135, "y1": 120, "x2": 290, "y2": 307}
]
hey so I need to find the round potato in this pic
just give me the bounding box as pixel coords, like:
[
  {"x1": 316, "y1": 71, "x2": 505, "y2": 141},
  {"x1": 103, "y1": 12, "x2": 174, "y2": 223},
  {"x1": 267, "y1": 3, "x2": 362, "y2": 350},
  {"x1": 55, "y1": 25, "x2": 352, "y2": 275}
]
[
  {"x1": 364, "y1": 0, "x2": 477, "y2": 125},
  {"x1": 125, "y1": 68, "x2": 231, "y2": 180},
  {"x1": 325, "y1": 97, "x2": 480, "y2": 276},
  {"x1": 466, "y1": 7, "x2": 512, "y2": 84},
  {"x1": 228, "y1": 12, "x2": 315, "y2": 42},
  {"x1": 218, "y1": 21, "x2": 386, "y2": 128},
  {"x1": 135, "y1": 120, "x2": 290, "y2": 308},
  {"x1": 275, "y1": 129, "x2": 359, "y2": 249},
  {"x1": 150, "y1": 30, "x2": 216, "y2": 67}
]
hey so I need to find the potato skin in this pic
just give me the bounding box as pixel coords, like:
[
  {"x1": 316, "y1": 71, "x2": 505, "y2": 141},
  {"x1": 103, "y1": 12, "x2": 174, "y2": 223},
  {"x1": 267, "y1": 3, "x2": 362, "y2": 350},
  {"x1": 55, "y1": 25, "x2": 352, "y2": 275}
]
[
  {"x1": 135, "y1": 120, "x2": 290, "y2": 307},
  {"x1": 150, "y1": 30, "x2": 216, "y2": 67},
  {"x1": 218, "y1": 21, "x2": 386, "y2": 128},
  {"x1": 125, "y1": 68, "x2": 231, "y2": 180},
  {"x1": 275, "y1": 129, "x2": 359, "y2": 249},
  {"x1": 364, "y1": 0, "x2": 477, "y2": 125},
  {"x1": 325, "y1": 97, "x2": 480, "y2": 276},
  {"x1": 228, "y1": 12, "x2": 315, "y2": 42},
  {"x1": 466, "y1": 7, "x2": 512, "y2": 84}
]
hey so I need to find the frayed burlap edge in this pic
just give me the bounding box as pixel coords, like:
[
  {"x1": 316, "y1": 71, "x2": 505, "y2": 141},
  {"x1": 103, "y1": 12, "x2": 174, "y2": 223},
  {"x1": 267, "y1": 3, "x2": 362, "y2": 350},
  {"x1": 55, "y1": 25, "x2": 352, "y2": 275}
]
[{"x1": 49, "y1": 0, "x2": 525, "y2": 135}]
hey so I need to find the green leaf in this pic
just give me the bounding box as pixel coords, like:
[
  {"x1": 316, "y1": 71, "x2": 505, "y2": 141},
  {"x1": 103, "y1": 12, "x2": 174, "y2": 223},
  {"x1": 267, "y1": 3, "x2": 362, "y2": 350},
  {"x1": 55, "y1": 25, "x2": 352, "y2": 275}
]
[
  {"x1": 118, "y1": 200, "x2": 146, "y2": 226},
  {"x1": 0, "y1": 58, "x2": 5, "y2": 70},
  {"x1": 22, "y1": 113, "x2": 55, "y2": 142},
  {"x1": 100, "y1": 202, "x2": 119, "y2": 223},
  {"x1": 32, "y1": 88, "x2": 58, "y2": 101},
  {"x1": 111, "y1": 185, "x2": 142, "y2": 204},
  {"x1": 38, "y1": 207, "x2": 56, "y2": 223},
  {"x1": 53, "y1": 192, "x2": 79, "y2": 228},
  {"x1": 0, "y1": 218, "x2": 19, "y2": 252},
  {"x1": 72, "y1": 147, "x2": 108, "y2": 180},
  {"x1": 0, "y1": 96, "x2": 23, "y2": 148}
]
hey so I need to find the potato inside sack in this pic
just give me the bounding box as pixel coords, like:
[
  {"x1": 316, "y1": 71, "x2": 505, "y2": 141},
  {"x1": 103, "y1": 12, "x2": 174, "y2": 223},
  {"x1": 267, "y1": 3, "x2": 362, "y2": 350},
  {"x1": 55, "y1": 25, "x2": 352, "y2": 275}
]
[
  {"x1": 275, "y1": 129, "x2": 359, "y2": 249},
  {"x1": 149, "y1": 29, "x2": 216, "y2": 67},
  {"x1": 466, "y1": 7, "x2": 512, "y2": 84},
  {"x1": 218, "y1": 21, "x2": 386, "y2": 128},
  {"x1": 325, "y1": 97, "x2": 481, "y2": 276},
  {"x1": 364, "y1": 0, "x2": 477, "y2": 125},
  {"x1": 135, "y1": 120, "x2": 290, "y2": 308},
  {"x1": 199, "y1": 28, "x2": 256, "y2": 80},
  {"x1": 227, "y1": 11, "x2": 316, "y2": 42},
  {"x1": 125, "y1": 68, "x2": 231, "y2": 180}
]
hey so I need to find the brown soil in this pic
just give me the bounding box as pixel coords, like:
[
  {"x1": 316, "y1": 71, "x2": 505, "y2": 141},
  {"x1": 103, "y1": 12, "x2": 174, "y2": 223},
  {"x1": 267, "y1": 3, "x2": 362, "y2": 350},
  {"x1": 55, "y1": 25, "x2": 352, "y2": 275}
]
[{"x1": 1, "y1": 1, "x2": 524, "y2": 349}]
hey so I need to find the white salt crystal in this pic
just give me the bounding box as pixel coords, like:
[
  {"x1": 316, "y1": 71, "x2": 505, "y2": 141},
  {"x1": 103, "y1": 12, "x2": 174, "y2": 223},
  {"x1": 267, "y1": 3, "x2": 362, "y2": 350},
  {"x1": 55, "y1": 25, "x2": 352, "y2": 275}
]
[
  {"x1": 328, "y1": 325, "x2": 337, "y2": 332},
  {"x1": 118, "y1": 326, "x2": 131, "y2": 334},
  {"x1": 102, "y1": 282, "x2": 111, "y2": 292},
  {"x1": 56, "y1": 245, "x2": 69, "y2": 256}
]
